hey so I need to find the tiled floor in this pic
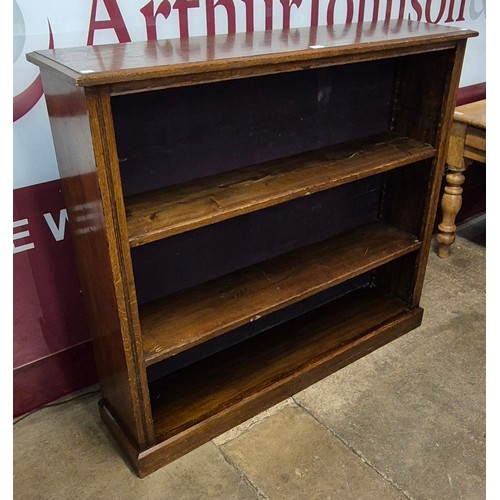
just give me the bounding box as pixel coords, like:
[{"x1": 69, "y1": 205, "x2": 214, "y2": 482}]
[{"x1": 13, "y1": 216, "x2": 486, "y2": 499}]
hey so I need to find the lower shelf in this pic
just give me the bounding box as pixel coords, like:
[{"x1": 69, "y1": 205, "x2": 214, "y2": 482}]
[{"x1": 100, "y1": 286, "x2": 423, "y2": 477}]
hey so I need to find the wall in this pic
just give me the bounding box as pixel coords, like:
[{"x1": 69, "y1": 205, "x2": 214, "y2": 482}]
[{"x1": 13, "y1": 0, "x2": 486, "y2": 417}]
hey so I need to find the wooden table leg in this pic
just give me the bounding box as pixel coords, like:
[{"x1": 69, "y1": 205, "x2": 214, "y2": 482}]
[
  {"x1": 436, "y1": 121, "x2": 470, "y2": 259},
  {"x1": 436, "y1": 165, "x2": 467, "y2": 258}
]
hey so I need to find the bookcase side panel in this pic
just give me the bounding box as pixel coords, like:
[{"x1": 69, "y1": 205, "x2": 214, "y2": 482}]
[
  {"x1": 39, "y1": 69, "x2": 154, "y2": 449},
  {"x1": 85, "y1": 86, "x2": 156, "y2": 447},
  {"x1": 387, "y1": 42, "x2": 468, "y2": 307}
]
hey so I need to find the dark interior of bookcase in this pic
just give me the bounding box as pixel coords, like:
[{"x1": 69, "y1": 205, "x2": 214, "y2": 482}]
[
  {"x1": 109, "y1": 49, "x2": 450, "y2": 416},
  {"x1": 112, "y1": 58, "x2": 395, "y2": 197}
]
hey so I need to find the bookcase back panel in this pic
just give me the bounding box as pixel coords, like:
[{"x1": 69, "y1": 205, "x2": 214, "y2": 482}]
[
  {"x1": 131, "y1": 175, "x2": 380, "y2": 304},
  {"x1": 112, "y1": 59, "x2": 395, "y2": 197}
]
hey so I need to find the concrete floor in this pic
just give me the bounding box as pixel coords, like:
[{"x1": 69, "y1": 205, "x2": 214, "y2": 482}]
[{"x1": 13, "y1": 216, "x2": 486, "y2": 500}]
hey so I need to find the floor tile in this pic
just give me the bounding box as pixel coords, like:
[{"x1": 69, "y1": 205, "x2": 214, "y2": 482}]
[
  {"x1": 221, "y1": 406, "x2": 406, "y2": 500},
  {"x1": 13, "y1": 394, "x2": 259, "y2": 500}
]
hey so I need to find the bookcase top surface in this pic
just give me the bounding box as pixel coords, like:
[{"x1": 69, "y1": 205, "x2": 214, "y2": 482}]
[{"x1": 26, "y1": 20, "x2": 477, "y2": 88}]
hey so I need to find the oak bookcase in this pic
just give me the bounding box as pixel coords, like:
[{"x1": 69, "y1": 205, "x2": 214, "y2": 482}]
[{"x1": 27, "y1": 20, "x2": 476, "y2": 477}]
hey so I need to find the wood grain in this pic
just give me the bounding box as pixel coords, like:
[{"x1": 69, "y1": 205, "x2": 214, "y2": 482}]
[
  {"x1": 125, "y1": 134, "x2": 435, "y2": 247},
  {"x1": 140, "y1": 221, "x2": 421, "y2": 366},
  {"x1": 39, "y1": 71, "x2": 155, "y2": 448},
  {"x1": 26, "y1": 21, "x2": 476, "y2": 90},
  {"x1": 131, "y1": 178, "x2": 381, "y2": 305},
  {"x1": 84, "y1": 86, "x2": 156, "y2": 446},
  {"x1": 464, "y1": 128, "x2": 486, "y2": 161},
  {"x1": 454, "y1": 99, "x2": 486, "y2": 130}
]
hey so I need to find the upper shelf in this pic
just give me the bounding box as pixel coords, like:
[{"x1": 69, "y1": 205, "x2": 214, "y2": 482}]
[
  {"x1": 26, "y1": 21, "x2": 477, "y2": 89},
  {"x1": 125, "y1": 133, "x2": 435, "y2": 247}
]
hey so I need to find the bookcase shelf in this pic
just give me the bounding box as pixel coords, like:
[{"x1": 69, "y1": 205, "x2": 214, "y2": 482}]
[
  {"x1": 125, "y1": 133, "x2": 435, "y2": 246},
  {"x1": 27, "y1": 20, "x2": 476, "y2": 478},
  {"x1": 140, "y1": 220, "x2": 420, "y2": 365}
]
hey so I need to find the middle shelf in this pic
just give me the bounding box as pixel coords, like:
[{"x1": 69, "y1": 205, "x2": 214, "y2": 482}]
[
  {"x1": 140, "y1": 220, "x2": 421, "y2": 366},
  {"x1": 125, "y1": 133, "x2": 435, "y2": 247}
]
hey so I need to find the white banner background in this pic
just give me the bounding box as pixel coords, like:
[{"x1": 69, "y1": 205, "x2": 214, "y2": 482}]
[{"x1": 13, "y1": 0, "x2": 485, "y2": 190}]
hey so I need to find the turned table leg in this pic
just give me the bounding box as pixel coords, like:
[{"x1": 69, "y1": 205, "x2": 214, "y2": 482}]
[
  {"x1": 436, "y1": 167, "x2": 467, "y2": 258},
  {"x1": 436, "y1": 120, "x2": 470, "y2": 259}
]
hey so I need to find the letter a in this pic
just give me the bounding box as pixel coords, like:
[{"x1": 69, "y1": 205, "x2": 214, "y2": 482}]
[{"x1": 87, "y1": 0, "x2": 131, "y2": 45}]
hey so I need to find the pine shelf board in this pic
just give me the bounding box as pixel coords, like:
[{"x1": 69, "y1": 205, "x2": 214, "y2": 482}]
[
  {"x1": 140, "y1": 220, "x2": 421, "y2": 366},
  {"x1": 125, "y1": 134, "x2": 435, "y2": 247}
]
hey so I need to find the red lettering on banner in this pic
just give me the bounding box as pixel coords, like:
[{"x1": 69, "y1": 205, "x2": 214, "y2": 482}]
[
  {"x1": 425, "y1": 0, "x2": 446, "y2": 23},
  {"x1": 391, "y1": 0, "x2": 407, "y2": 21},
  {"x1": 15, "y1": 0, "x2": 474, "y2": 123},
  {"x1": 446, "y1": 0, "x2": 466, "y2": 22},
  {"x1": 87, "y1": 0, "x2": 131, "y2": 44},
  {"x1": 263, "y1": 0, "x2": 273, "y2": 31},
  {"x1": 410, "y1": 0, "x2": 423, "y2": 21},
  {"x1": 140, "y1": 0, "x2": 172, "y2": 41},
  {"x1": 206, "y1": 0, "x2": 237, "y2": 36},
  {"x1": 173, "y1": 0, "x2": 200, "y2": 38},
  {"x1": 240, "y1": 0, "x2": 255, "y2": 32},
  {"x1": 280, "y1": 0, "x2": 302, "y2": 30},
  {"x1": 357, "y1": 0, "x2": 380, "y2": 23},
  {"x1": 310, "y1": 0, "x2": 319, "y2": 27},
  {"x1": 327, "y1": 0, "x2": 354, "y2": 25}
]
